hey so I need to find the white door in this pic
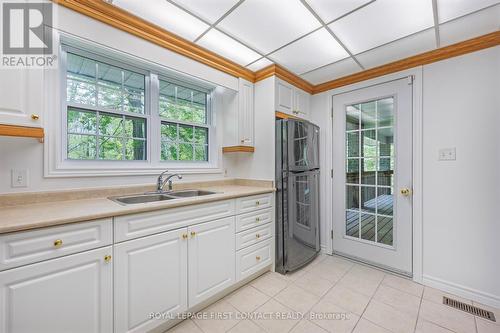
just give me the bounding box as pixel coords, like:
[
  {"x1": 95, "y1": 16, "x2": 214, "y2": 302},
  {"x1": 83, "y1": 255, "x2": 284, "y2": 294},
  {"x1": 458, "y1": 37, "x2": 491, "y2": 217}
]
[
  {"x1": 188, "y1": 217, "x2": 235, "y2": 307},
  {"x1": 0, "y1": 247, "x2": 113, "y2": 333},
  {"x1": 332, "y1": 78, "x2": 413, "y2": 275},
  {"x1": 114, "y1": 228, "x2": 188, "y2": 333}
]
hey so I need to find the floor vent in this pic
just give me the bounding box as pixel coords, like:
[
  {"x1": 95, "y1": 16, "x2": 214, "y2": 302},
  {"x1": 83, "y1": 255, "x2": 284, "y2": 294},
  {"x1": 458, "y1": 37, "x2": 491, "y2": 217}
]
[{"x1": 443, "y1": 296, "x2": 496, "y2": 322}]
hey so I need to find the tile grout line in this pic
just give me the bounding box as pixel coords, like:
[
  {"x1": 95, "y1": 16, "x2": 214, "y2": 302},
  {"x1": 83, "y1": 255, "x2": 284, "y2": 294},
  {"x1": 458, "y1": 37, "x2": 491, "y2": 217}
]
[
  {"x1": 351, "y1": 271, "x2": 387, "y2": 332},
  {"x1": 413, "y1": 289, "x2": 424, "y2": 333}
]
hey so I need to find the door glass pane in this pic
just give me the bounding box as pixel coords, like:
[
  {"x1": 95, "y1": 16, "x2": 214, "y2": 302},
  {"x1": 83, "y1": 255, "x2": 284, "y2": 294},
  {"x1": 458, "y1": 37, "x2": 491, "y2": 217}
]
[{"x1": 344, "y1": 97, "x2": 395, "y2": 246}]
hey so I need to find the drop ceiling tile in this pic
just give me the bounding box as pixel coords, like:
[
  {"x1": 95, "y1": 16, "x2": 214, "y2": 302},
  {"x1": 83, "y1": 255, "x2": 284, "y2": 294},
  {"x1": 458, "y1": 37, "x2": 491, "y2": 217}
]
[
  {"x1": 306, "y1": 0, "x2": 373, "y2": 23},
  {"x1": 268, "y1": 28, "x2": 349, "y2": 74},
  {"x1": 357, "y1": 29, "x2": 436, "y2": 69},
  {"x1": 439, "y1": 4, "x2": 500, "y2": 46},
  {"x1": 437, "y1": 0, "x2": 500, "y2": 23},
  {"x1": 328, "y1": 0, "x2": 434, "y2": 54},
  {"x1": 301, "y1": 58, "x2": 362, "y2": 84},
  {"x1": 217, "y1": 0, "x2": 321, "y2": 54},
  {"x1": 247, "y1": 58, "x2": 273, "y2": 71},
  {"x1": 170, "y1": 0, "x2": 241, "y2": 24},
  {"x1": 197, "y1": 29, "x2": 261, "y2": 66},
  {"x1": 113, "y1": 0, "x2": 209, "y2": 41}
]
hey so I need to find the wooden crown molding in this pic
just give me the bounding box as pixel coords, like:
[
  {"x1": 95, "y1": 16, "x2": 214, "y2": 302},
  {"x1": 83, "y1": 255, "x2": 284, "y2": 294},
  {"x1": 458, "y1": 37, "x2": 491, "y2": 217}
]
[
  {"x1": 52, "y1": 0, "x2": 255, "y2": 82},
  {"x1": 313, "y1": 31, "x2": 500, "y2": 94},
  {"x1": 0, "y1": 125, "x2": 45, "y2": 143},
  {"x1": 52, "y1": 1, "x2": 499, "y2": 95}
]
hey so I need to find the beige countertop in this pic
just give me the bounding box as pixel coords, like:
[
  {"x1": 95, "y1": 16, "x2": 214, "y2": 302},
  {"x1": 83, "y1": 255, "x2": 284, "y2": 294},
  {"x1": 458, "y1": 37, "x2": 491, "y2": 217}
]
[{"x1": 0, "y1": 180, "x2": 275, "y2": 235}]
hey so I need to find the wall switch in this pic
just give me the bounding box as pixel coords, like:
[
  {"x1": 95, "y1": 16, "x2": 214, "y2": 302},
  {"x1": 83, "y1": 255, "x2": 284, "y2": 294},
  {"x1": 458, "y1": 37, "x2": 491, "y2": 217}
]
[
  {"x1": 439, "y1": 148, "x2": 456, "y2": 161},
  {"x1": 11, "y1": 169, "x2": 28, "y2": 188}
]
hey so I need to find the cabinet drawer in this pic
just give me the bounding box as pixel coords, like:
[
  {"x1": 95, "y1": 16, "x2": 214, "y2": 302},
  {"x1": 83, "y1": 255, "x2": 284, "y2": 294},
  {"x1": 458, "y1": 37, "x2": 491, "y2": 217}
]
[
  {"x1": 114, "y1": 200, "x2": 235, "y2": 242},
  {"x1": 0, "y1": 218, "x2": 112, "y2": 271},
  {"x1": 236, "y1": 208, "x2": 273, "y2": 233},
  {"x1": 236, "y1": 223, "x2": 272, "y2": 250},
  {"x1": 236, "y1": 193, "x2": 273, "y2": 214},
  {"x1": 236, "y1": 239, "x2": 272, "y2": 281}
]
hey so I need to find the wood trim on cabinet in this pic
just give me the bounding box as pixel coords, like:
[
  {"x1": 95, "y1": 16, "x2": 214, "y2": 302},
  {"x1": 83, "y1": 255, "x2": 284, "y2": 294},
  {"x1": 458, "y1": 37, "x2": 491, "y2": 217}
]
[
  {"x1": 255, "y1": 64, "x2": 314, "y2": 94},
  {"x1": 222, "y1": 146, "x2": 255, "y2": 153},
  {"x1": 313, "y1": 31, "x2": 500, "y2": 94},
  {"x1": 0, "y1": 125, "x2": 44, "y2": 142},
  {"x1": 275, "y1": 111, "x2": 300, "y2": 120},
  {"x1": 52, "y1": 0, "x2": 255, "y2": 82}
]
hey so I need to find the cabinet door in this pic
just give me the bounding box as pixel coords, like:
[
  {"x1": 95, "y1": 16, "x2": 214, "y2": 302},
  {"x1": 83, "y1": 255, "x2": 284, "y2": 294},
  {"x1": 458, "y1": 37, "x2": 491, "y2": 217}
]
[
  {"x1": 238, "y1": 79, "x2": 254, "y2": 146},
  {"x1": 0, "y1": 68, "x2": 43, "y2": 127},
  {"x1": 0, "y1": 247, "x2": 113, "y2": 333},
  {"x1": 114, "y1": 228, "x2": 188, "y2": 333},
  {"x1": 275, "y1": 79, "x2": 293, "y2": 114},
  {"x1": 294, "y1": 88, "x2": 310, "y2": 119},
  {"x1": 188, "y1": 217, "x2": 235, "y2": 307}
]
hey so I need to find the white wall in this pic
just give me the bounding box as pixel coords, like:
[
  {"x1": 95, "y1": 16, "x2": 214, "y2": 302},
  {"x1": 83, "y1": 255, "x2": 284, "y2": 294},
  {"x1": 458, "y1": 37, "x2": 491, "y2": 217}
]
[{"x1": 311, "y1": 46, "x2": 500, "y2": 307}]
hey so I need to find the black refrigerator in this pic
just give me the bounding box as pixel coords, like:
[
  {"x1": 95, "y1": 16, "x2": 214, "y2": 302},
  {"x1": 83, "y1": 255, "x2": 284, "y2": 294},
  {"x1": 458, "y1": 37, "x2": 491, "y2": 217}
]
[{"x1": 275, "y1": 118, "x2": 320, "y2": 274}]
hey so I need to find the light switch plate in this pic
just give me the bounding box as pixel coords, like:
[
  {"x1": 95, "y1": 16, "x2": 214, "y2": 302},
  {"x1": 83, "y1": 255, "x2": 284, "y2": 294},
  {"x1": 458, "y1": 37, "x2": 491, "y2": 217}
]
[
  {"x1": 439, "y1": 148, "x2": 456, "y2": 161},
  {"x1": 11, "y1": 169, "x2": 28, "y2": 188}
]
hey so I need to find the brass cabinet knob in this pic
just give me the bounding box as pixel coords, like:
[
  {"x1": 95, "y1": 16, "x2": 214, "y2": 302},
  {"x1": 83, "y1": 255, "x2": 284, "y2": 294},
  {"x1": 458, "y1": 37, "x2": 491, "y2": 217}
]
[
  {"x1": 256, "y1": 234, "x2": 260, "y2": 238},
  {"x1": 255, "y1": 201, "x2": 260, "y2": 206},
  {"x1": 104, "y1": 255, "x2": 112, "y2": 263},
  {"x1": 190, "y1": 231, "x2": 196, "y2": 238},
  {"x1": 53, "y1": 239, "x2": 63, "y2": 248},
  {"x1": 400, "y1": 188, "x2": 412, "y2": 196},
  {"x1": 31, "y1": 114, "x2": 40, "y2": 120},
  {"x1": 292, "y1": 110, "x2": 299, "y2": 115},
  {"x1": 256, "y1": 256, "x2": 261, "y2": 261},
  {"x1": 182, "y1": 234, "x2": 188, "y2": 240},
  {"x1": 255, "y1": 217, "x2": 260, "y2": 222}
]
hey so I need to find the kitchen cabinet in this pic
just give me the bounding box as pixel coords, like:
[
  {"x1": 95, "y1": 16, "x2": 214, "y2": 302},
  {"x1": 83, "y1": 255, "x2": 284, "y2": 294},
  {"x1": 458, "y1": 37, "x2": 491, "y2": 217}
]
[
  {"x1": 114, "y1": 228, "x2": 188, "y2": 333},
  {"x1": 0, "y1": 68, "x2": 44, "y2": 127},
  {"x1": 222, "y1": 78, "x2": 255, "y2": 152},
  {"x1": 275, "y1": 78, "x2": 310, "y2": 119},
  {"x1": 0, "y1": 246, "x2": 113, "y2": 333},
  {"x1": 188, "y1": 217, "x2": 235, "y2": 307}
]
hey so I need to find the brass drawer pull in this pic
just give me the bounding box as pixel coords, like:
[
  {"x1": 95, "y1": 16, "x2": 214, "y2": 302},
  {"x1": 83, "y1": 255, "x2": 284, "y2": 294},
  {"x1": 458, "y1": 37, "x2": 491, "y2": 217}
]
[
  {"x1": 256, "y1": 234, "x2": 260, "y2": 238},
  {"x1": 255, "y1": 217, "x2": 261, "y2": 222},
  {"x1": 255, "y1": 201, "x2": 260, "y2": 206},
  {"x1": 190, "y1": 231, "x2": 196, "y2": 238},
  {"x1": 104, "y1": 255, "x2": 112, "y2": 263},
  {"x1": 53, "y1": 239, "x2": 63, "y2": 248},
  {"x1": 256, "y1": 256, "x2": 261, "y2": 261},
  {"x1": 182, "y1": 234, "x2": 188, "y2": 240}
]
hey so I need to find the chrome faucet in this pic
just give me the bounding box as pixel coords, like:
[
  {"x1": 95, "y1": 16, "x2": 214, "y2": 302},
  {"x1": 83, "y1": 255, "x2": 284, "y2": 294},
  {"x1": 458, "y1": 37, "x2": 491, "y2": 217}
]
[{"x1": 156, "y1": 170, "x2": 183, "y2": 192}]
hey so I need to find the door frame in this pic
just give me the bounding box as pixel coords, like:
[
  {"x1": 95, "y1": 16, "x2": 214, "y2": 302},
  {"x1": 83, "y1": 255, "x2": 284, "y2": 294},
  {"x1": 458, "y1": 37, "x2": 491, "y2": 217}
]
[{"x1": 323, "y1": 67, "x2": 423, "y2": 283}]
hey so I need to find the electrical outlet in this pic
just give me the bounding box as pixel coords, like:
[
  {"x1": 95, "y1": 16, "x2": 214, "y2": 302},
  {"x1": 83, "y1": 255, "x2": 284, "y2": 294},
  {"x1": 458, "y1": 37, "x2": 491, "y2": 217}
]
[
  {"x1": 11, "y1": 169, "x2": 28, "y2": 188},
  {"x1": 439, "y1": 148, "x2": 456, "y2": 161}
]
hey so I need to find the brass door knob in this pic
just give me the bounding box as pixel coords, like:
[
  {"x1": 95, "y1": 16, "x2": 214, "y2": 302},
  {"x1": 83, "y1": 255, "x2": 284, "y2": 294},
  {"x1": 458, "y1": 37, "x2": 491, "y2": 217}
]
[
  {"x1": 256, "y1": 256, "x2": 261, "y2": 261},
  {"x1": 31, "y1": 114, "x2": 40, "y2": 120},
  {"x1": 53, "y1": 239, "x2": 63, "y2": 248},
  {"x1": 400, "y1": 188, "x2": 412, "y2": 196},
  {"x1": 104, "y1": 255, "x2": 112, "y2": 263},
  {"x1": 190, "y1": 231, "x2": 196, "y2": 238}
]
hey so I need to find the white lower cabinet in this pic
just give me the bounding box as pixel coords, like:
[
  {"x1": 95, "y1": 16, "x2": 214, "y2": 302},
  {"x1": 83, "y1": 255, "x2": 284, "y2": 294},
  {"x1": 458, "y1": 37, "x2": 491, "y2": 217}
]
[
  {"x1": 188, "y1": 217, "x2": 235, "y2": 307},
  {"x1": 114, "y1": 228, "x2": 188, "y2": 333},
  {"x1": 0, "y1": 246, "x2": 113, "y2": 333}
]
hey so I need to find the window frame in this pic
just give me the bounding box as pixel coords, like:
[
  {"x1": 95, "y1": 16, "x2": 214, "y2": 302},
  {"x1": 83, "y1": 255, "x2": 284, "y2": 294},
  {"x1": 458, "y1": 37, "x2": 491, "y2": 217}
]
[{"x1": 49, "y1": 39, "x2": 220, "y2": 177}]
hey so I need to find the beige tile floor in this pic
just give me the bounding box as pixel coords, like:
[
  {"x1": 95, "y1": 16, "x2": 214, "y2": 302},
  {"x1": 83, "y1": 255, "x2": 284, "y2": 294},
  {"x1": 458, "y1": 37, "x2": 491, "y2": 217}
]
[{"x1": 167, "y1": 254, "x2": 500, "y2": 333}]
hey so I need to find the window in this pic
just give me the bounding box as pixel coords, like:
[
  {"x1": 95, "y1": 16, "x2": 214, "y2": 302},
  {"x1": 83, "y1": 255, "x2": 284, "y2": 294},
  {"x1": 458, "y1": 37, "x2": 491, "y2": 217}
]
[
  {"x1": 159, "y1": 79, "x2": 209, "y2": 162},
  {"x1": 66, "y1": 52, "x2": 147, "y2": 160}
]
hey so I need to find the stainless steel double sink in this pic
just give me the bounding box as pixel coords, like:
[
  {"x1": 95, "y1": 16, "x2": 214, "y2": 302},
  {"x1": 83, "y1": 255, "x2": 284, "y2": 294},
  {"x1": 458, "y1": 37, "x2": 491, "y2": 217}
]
[{"x1": 109, "y1": 190, "x2": 217, "y2": 205}]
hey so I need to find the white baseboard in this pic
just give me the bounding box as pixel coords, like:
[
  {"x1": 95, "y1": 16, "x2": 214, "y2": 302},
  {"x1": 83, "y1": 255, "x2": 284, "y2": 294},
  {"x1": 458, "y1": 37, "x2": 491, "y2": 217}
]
[{"x1": 422, "y1": 274, "x2": 500, "y2": 309}]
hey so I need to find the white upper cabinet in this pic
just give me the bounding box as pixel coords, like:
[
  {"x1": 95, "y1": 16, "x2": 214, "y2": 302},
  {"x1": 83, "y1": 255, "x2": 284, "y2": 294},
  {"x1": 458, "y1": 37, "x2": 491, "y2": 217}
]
[
  {"x1": 223, "y1": 78, "x2": 255, "y2": 148},
  {"x1": 275, "y1": 78, "x2": 310, "y2": 119},
  {"x1": 0, "y1": 68, "x2": 43, "y2": 127},
  {"x1": 188, "y1": 217, "x2": 235, "y2": 307},
  {"x1": 114, "y1": 228, "x2": 188, "y2": 333},
  {"x1": 0, "y1": 247, "x2": 113, "y2": 333}
]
